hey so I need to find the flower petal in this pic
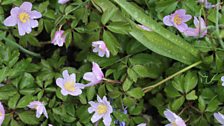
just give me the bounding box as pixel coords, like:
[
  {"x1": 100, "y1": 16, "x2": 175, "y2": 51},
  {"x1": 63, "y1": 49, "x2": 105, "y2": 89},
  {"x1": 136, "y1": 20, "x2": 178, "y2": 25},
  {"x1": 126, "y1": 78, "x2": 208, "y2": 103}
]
[
  {"x1": 56, "y1": 78, "x2": 64, "y2": 88},
  {"x1": 91, "y1": 112, "x2": 103, "y2": 123},
  {"x1": 30, "y1": 20, "x2": 38, "y2": 28},
  {"x1": 163, "y1": 15, "x2": 173, "y2": 26},
  {"x1": 62, "y1": 70, "x2": 69, "y2": 79},
  {"x1": 164, "y1": 109, "x2": 176, "y2": 122},
  {"x1": 20, "y1": 2, "x2": 32, "y2": 11},
  {"x1": 214, "y1": 113, "x2": 224, "y2": 124},
  {"x1": 103, "y1": 113, "x2": 112, "y2": 126},
  {"x1": 83, "y1": 72, "x2": 96, "y2": 82},
  {"x1": 18, "y1": 22, "x2": 26, "y2": 36},
  {"x1": 30, "y1": 10, "x2": 42, "y2": 19},
  {"x1": 175, "y1": 23, "x2": 188, "y2": 32},
  {"x1": 3, "y1": 16, "x2": 17, "y2": 26}
]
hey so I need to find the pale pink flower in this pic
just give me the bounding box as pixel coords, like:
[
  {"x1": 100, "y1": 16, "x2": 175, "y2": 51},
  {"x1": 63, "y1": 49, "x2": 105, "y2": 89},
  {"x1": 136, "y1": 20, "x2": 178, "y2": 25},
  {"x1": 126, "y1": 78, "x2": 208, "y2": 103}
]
[
  {"x1": 88, "y1": 95, "x2": 113, "y2": 126},
  {"x1": 0, "y1": 102, "x2": 5, "y2": 125},
  {"x1": 3, "y1": 2, "x2": 42, "y2": 36},
  {"x1": 214, "y1": 112, "x2": 224, "y2": 125},
  {"x1": 163, "y1": 9, "x2": 192, "y2": 32},
  {"x1": 83, "y1": 62, "x2": 104, "y2": 87},
  {"x1": 138, "y1": 24, "x2": 152, "y2": 32},
  {"x1": 56, "y1": 70, "x2": 85, "y2": 96},
  {"x1": 51, "y1": 30, "x2": 66, "y2": 47},
  {"x1": 164, "y1": 109, "x2": 186, "y2": 126},
  {"x1": 28, "y1": 101, "x2": 48, "y2": 118},
  {"x1": 92, "y1": 41, "x2": 110, "y2": 58},
  {"x1": 58, "y1": 0, "x2": 70, "y2": 4},
  {"x1": 183, "y1": 17, "x2": 207, "y2": 38}
]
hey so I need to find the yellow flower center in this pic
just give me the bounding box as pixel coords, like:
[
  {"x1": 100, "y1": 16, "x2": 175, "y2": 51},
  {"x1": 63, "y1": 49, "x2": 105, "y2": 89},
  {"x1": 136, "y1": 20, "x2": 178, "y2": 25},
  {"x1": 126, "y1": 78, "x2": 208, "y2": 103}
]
[
  {"x1": 19, "y1": 12, "x2": 30, "y2": 23},
  {"x1": 64, "y1": 81, "x2": 75, "y2": 92},
  {"x1": 174, "y1": 14, "x2": 182, "y2": 25},
  {"x1": 172, "y1": 122, "x2": 177, "y2": 126},
  {"x1": 96, "y1": 104, "x2": 107, "y2": 115},
  {"x1": 0, "y1": 112, "x2": 2, "y2": 116}
]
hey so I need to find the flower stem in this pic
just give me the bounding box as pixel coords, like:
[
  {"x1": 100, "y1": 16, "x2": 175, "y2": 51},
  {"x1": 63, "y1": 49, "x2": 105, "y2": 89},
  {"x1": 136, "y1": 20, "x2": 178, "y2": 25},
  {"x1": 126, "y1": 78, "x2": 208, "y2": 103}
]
[
  {"x1": 103, "y1": 78, "x2": 121, "y2": 84},
  {"x1": 143, "y1": 61, "x2": 202, "y2": 93},
  {"x1": 0, "y1": 34, "x2": 41, "y2": 58}
]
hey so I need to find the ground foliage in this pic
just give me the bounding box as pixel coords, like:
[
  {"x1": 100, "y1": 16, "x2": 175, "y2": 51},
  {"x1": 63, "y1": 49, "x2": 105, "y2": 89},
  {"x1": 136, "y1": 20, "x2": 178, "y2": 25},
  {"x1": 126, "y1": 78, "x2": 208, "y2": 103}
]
[{"x1": 0, "y1": 0, "x2": 224, "y2": 126}]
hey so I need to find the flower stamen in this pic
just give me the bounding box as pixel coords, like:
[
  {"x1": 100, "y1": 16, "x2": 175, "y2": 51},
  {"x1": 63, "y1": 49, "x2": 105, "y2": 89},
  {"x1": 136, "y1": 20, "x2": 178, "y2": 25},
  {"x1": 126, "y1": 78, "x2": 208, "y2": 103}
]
[
  {"x1": 174, "y1": 14, "x2": 182, "y2": 25},
  {"x1": 64, "y1": 81, "x2": 75, "y2": 92},
  {"x1": 19, "y1": 12, "x2": 30, "y2": 23},
  {"x1": 97, "y1": 104, "x2": 107, "y2": 115}
]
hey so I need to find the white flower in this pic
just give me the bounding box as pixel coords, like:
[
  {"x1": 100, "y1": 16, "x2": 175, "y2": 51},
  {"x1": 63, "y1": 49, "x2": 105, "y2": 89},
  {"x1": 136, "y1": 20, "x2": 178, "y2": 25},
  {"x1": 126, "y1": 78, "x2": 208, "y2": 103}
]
[
  {"x1": 164, "y1": 109, "x2": 186, "y2": 126},
  {"x1": 88, "y1": 95, "x2": 113, "y2": 126}
]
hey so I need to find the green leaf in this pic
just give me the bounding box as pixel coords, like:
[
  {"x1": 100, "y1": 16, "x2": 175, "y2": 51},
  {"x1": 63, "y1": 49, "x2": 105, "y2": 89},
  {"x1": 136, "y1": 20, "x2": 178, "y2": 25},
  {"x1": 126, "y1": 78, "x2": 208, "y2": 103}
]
[
  {"x1": 171, "y1": 96, "x2": 185, "y2": 111},
  {"x1": 123, "y1": 97, "x2": 136, "y2": 107},
  {"x1": 101, "y1": 7, "x2": 118, "y2": 25},
  {"x1": 8, "y1": 93, "x2": 20, "y2": 109},
  {"x1": 114, "y1": 0, "x2": 200, "y2": 64},
  {"x1": 186, "y1": 90, "x2": 198, "y2": 100},
  {"x1": 127, "y1": 88, "x2": 144, "y2": 99},
  {"x1": 86, "y1": 86, "x2": 96, "y2": 101},
  {"x1": 19, "y1": 73, "x2": 35, "y2": 89},
  {"x1": 184, "y1": 72, "x2": 198, "y2": 93},
  {"x1": 17, "y1": 95, "x2": 34, "y2": 108},
  {"x1": 18, "y1": 111, "x2": 40, "y2": 125},
  {"x1": 107, "y1": 22, "x2": 131, "y2": 34},
  {"x1": 103, "y1": 31, "x2": 120, "y2": 55},
  {"x1": 122, "y1": 77, "x2": 133, "y2": 91},
  {"x1": 127, "y1": 68, "x2": 138, "y2": 82},
  {"x1": 132, "y1": 65, "x2": 158, "y2": 79}
]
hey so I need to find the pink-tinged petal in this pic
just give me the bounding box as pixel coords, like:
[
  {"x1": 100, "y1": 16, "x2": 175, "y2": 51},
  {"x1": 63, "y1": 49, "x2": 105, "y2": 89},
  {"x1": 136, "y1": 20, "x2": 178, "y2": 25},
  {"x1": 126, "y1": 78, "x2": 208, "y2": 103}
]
[
  {"x1": 93, "y1": 47, "x2": 99, "y2": 53},
  {"x1": 175, "y1": 23, "x2": 188, "y2": 32},
  {"x1": 0, "y1": 103, "x2": 5, "y2": 125},
  {"x1": 175, "y1": 9, "x2": 186, "y2": 16},
  {"x1": 163, "y1": 15, "x2": 173, "y2": 26},
  {"x1": 62, "y1": 70, "x2": 69, "y2": 79},
  {"x1": 22, "y1": 21, "x2": 32, "y2": 34},
  {"x1": 17, "y1": 25, "x2": 26, "y2": 36},
  {"x1": 103, "y1": 113, "x2": 112, "y2": 126},
  {"x1": 3, "y1": 16, "x2": 17, "y2": 26},
  {"x1": 88, "y1": 101, "x2": 98, "y2": 111},
  {"x1": 70, "y1": 73, "x2": 76, "y2": 82},
  {"x1": 92, "y1": 62, "x2": 104, "y2": 79},
  {"x1": 76, "y1": 83, "x2": 85, "y2": 89},
  {"x1": 36, "y1": 106, "x2": 44, "y2": 118},
  {"x1": 105, "y1": 50, "x2": 110, "y2": 58},
  {"x1": 30, "y1": 20, "x2": 38, "y2": 28},
  {"x1": 61, "y1": 89, "x2": 69, "y2": 96},
  {"x1": 58, "y1": 0, "x2": 70, "y2": 4},
  {"x1": 91, "y1": 112, "x2": 103, "y2": 123},
  {"x1": 164, "y1": 109, "x2": 176, "y2": 122},
  {"x1": 98, "y1": 50, "x2": 105, "y2": 57},
  {"x1": 10, "y1": 7, "x2": 20, "y2": 16},
  {"x1": 20, "y1": 2, "x2": 32, "y2": 11},
  {"x1": 30, "y1": 10, "x2": 42, "y2": 19},
  {"x1": 176, "y1": 118, "x2": 186, "y2": 126},
  {"x1": 165, "y1": 124, "x2": 172, "y2": 126},
  {"x1": 214, "y1": 113, "x2": 224, "y2": 124},
  {"x1": 97, "y1": 95, "x2": 103, "y2": 103},
  {"x1": 56, "y1": 78, "x2": 64, "y2": 88},
  {"x1": 83, "y1": 72, "x2": 96, "y2": 82},
  {"x1": 69, "y1": 88, "x2": 82, "y2": 96},
  {"x1": 193, "y1": 17, "x2": 199, "y2": 27},
  {"x1": 182, "y1": 15, "x2": 192, "y2": 22},
  {"x1": 43, "y1": 108, "x2": 48, "y2": 118},
  {"x1": 183, "y1": 28, "x2": 198, "y2": 37}
]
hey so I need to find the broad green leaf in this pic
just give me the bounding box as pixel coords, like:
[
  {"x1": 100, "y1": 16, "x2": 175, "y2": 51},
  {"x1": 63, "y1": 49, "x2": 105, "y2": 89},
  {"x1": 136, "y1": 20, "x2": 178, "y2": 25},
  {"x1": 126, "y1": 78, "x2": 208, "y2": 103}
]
[
  {"x1": 184, "y1": 71, "x2": 198, "y2": 93},
  {"x1": 114, "y1": 0, "x2": 200, "y2": 63},
  {"x1": 186, "y1": 90, "x2": 198, "y2": 100},
  {"x1": 171, "y1": 96, "x2": 185, "y2": 110},
  {"x1": 103, "y1": 31, "x2": 120, "y2": 55},
  {"x1": 17, "y1": 95, "x2": 34, "y2": 108},
  {"x1": 8, "y1": 93, "x2": 20, "y2": 109},
  {"x1": 18, "y1": 111, "x2": 40, "y2": 125},
  {"x1": 127, "y1": 88, "x2": 144, "y2": 99},
  {"x1": 122, "y1": 77, "x2": 133, "y2": 91}
]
